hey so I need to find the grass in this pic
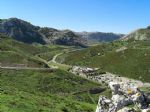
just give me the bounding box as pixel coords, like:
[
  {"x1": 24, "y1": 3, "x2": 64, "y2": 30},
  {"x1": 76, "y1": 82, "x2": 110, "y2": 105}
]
[
  {"x1": 48, "y1": 61, "x2": 71, "y2": 71},
  {"x1": 0, "y1": 68, "x2": 109, "y2": 112},
  {"x1": 140, "y1": 86, "x2": 150, "y2": 93},
  {"x1": 0, "y1": 92, "x2": 96, "y2": 112},
  {"x1": 63, "y1": 41, "x2": 150, "y2": 82},
  {"x1": 36, "y1": 51, "x2": 61, "y2": 61},
  {"x1": 0, "y1": 51, "x2": 26, "y2": 64}
]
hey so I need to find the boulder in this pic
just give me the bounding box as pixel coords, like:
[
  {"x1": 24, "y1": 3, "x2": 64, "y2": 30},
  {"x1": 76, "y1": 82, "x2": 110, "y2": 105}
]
[{"x1": 112, "y1": 94, "x2": 132, "y2": 110}]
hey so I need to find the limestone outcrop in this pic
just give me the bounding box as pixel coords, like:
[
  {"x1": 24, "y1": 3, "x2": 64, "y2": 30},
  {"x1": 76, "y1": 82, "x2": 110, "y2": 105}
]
[
  {"x1": 96, "y1": 82, "x2": 150, "y2": 112},
  {"x1": 70, "y1": 66, "x2": 150, "y2": 112}
]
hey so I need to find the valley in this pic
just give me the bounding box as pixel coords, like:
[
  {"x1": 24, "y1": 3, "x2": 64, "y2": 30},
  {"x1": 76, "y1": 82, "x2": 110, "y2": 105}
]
[
  {"x1": 62, "y1": 40, "x2": 150, "y2": 83},
  {"x1": 0, "y1": 18, "x2": 150, "y2": 112}
]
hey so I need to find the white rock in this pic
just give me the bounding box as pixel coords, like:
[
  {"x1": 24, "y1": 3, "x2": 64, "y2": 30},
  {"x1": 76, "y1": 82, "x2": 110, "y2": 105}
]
[
  {"x1": 117, "y1": 107, "x2": 134, "y2": 112},
  {"x1": 109, "y1": 82, "x2": 120, "y2": 94}
]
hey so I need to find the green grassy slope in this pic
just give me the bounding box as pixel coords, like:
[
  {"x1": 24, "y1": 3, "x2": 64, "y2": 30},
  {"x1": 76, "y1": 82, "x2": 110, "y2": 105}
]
[
  {"x1": 0, "y1": 34, "x2": 110, "y2": 111},
  {"x1": 63, "y1": 41, "x2": 150, "y2": 82},
  {"x1": 0, "y1": 68, "x2": 106, "y2": 112},
  {"x1": 0, "y1": 51, "x2": 27, "y2": 64},
  {"x1": 0, "y1": 34, "x2": 69, "y2": 67}
]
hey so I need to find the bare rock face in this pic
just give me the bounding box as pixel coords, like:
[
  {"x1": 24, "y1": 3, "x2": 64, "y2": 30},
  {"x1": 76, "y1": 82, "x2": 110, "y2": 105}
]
[
  {"x1": 96, "y1": 82, "x2": 150, "y2": 112},
  {"x1": 39, "y1": 28, "x2": 88, "y2": 47},
  {"x1": 0, "y1": 18, "x2": 45, "y2": 44}
]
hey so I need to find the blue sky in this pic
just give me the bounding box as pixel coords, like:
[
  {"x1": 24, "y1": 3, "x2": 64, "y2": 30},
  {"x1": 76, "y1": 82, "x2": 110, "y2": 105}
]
[{"x1": 0, "y1": 0, "x2": 150, "y2": 34}]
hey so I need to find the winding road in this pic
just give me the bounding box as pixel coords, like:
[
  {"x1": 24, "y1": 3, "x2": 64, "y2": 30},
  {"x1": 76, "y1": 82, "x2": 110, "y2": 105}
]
[{"x1": 49, "y1": 53, "x2": 63, "y2": 63}]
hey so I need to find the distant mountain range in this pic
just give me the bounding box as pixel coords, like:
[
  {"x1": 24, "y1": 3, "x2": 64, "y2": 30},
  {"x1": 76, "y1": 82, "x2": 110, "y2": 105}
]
[
  {"x1": 0, "y1": 18, "x2": 124, "y2": 46},
  {"x1": 76, "y1": 32, "x2": 124, "y2": 42}
]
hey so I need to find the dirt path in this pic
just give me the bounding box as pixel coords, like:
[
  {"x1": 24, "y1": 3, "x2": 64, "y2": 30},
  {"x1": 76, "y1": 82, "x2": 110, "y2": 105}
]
[
  {"x1": 47, "y1": 49, "x2": 80, "y2": 70},
  {"x1": 49, "y1": 49, "x2": 81, "y2": 63},
  {"x1": 49, "y1": 53, "x2": 63, "y2": 63},
  {"x1": 0, "y1": 66, "x2": 54, "y2": 71}
]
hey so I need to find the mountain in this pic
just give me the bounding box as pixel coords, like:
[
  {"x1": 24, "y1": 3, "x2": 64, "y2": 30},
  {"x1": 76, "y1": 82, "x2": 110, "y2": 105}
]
[
  {"x1": 0, "y1": 18, "x2": 87, "y2": 47},
  {"x1": 39, "y1": 28, "x2": 87, "y2": 47},
  {"x1": 0, "y1": 18, "x2": 45, "y2": 44},
  {"x1": 76, "y1": 31, "x2": 124, "y2": 42},
  {"x1": 122, "y1": 27, "x2": 150, "y2": 41},
  {"x1": 0, "y1": 18, "x2": 124, "y2": 47}
]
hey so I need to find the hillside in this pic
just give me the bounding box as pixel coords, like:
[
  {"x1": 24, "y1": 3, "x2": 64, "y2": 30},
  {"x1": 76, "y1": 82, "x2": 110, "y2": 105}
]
[
  {"x1": 0, "y1": 33, "x2": 68, "y2": 67},
  {"x1": 122, "y1": 27, "x2": 150, "y2": 41},
  {"x1": 62, "y1": 40, "x2": 150, "y2": 82},
  {"x1": 0, "y1": 68, "x2": 109, "y2": 112},
  {"x1": 0, "y1": 33, "x2": 113, "y2": 111}
]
